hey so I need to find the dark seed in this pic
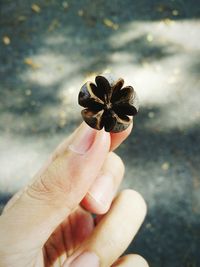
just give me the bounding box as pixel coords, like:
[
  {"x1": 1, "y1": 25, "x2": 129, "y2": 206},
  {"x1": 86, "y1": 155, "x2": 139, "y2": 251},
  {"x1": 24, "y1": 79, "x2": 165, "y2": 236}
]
[{"x1": 78, "y1": 74, "x2": 139, "y2": 132}]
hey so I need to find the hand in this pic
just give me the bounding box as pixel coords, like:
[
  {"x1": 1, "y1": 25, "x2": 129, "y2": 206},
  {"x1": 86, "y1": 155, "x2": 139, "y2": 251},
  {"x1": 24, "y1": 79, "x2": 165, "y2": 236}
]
[{"x1": 0, "y1": 123, "x2": 148, "y2": 267}]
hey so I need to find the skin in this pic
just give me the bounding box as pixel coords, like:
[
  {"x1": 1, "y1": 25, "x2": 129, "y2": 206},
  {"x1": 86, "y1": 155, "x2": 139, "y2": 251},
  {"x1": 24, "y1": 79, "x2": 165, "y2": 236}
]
[{"x1": 0, "y1": 122, "x2": 148, "y2": 267}]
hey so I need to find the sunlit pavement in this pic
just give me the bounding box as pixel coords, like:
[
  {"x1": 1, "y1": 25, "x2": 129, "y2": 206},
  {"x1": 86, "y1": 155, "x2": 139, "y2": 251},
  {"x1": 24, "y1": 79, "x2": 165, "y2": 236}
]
[{"x1": 0, "y1": 1, "x2": 200, "y2": 266}]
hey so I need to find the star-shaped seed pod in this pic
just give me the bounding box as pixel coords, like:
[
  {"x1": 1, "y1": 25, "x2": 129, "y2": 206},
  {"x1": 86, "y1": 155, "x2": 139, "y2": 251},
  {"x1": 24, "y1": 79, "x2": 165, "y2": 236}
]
[{"x1": 78, "y1": 74, "x2": 139, "y2": 132}]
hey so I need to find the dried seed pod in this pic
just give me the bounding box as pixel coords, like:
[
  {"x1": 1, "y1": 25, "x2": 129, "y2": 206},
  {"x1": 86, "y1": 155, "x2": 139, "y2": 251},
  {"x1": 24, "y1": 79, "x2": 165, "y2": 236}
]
[{"x1": 78, "y1": 74, "x2": 139, "y2": 132}]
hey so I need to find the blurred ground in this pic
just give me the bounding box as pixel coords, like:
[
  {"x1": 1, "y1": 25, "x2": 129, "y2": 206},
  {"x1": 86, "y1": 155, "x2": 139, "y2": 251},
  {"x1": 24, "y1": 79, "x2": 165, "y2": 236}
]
[{"x1": 0, "y1": 0, "x2": 200, "y2": 266}]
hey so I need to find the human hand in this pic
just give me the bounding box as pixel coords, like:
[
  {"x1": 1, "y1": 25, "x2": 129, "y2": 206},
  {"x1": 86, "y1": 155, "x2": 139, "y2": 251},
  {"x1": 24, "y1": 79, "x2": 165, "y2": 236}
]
[{"x1": 0, "y1": 122, "x2": 148, "y2": 267}]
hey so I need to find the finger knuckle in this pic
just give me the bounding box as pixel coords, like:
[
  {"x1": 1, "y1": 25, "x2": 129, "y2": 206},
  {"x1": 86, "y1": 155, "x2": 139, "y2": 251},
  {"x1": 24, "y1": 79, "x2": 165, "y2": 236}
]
[{"x1": 25, "y1": 167, "x2": 70, "y2": 207}]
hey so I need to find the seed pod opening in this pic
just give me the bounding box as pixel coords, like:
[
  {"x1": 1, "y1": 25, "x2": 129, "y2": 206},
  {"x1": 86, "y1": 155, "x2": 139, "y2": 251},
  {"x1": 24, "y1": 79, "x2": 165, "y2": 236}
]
[{"x1": 78, "y1": 74, "x2": 139, "y2": 133}]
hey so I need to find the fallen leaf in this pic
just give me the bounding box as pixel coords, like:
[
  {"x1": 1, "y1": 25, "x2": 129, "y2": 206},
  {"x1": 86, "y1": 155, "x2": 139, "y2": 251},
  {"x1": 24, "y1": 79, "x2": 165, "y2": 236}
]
[
  {"x1": 24, "y1": 58, "x2": 41, "y2": 69},
  {"x1": 31, "y1": 4, "x2": 41, "y2": 13},
  {"x1": 103, "y1": 18, "x2": 119, "y2": 30}
]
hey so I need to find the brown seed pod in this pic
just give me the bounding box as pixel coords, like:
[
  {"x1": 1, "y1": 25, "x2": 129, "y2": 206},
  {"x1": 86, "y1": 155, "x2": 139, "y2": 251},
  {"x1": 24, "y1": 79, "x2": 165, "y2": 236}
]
[{"x1": 78, "y1": 74, "x2": 139, "y2": 132}]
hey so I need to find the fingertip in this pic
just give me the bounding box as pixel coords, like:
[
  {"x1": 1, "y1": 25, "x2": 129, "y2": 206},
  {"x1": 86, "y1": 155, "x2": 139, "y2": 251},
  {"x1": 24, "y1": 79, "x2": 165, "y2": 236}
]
[
  {"x1": 110, "y1": 122, "x2": 133, "y2": 151},
  {"x1": 88, "y1": 128, "x2": 111, "y2": 156}
]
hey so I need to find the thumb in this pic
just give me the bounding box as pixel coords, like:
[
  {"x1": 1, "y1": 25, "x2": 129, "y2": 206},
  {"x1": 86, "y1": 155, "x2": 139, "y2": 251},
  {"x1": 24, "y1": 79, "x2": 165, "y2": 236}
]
[{"x1": 0, "y1": 123, "x2": 110, "y2": 250}]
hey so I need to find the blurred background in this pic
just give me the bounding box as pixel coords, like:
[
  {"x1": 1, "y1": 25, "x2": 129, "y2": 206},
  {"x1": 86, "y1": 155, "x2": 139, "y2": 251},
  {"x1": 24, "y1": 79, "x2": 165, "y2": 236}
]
[{"x1": 0, "y1": 0, "x2": 200, "y2": 266}]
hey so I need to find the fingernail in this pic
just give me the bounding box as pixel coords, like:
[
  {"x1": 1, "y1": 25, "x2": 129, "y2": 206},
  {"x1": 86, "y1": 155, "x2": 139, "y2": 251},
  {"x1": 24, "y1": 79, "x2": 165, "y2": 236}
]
[
  {"x1": 69, "y1": 123, "x2": 97, "y2": 154},
  {"x1": 64, "y1": 251, "x2": 100, "y2": 267},
  {"x1": 88, "y1": 174, "x2": 114, "y2": 213}
]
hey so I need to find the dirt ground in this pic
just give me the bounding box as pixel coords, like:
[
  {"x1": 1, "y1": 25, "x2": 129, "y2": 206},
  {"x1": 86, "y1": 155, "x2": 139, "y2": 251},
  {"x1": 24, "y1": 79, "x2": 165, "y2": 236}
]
[{"x1": 0, "y1": 1, "x2": 200, "y2": 266}]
